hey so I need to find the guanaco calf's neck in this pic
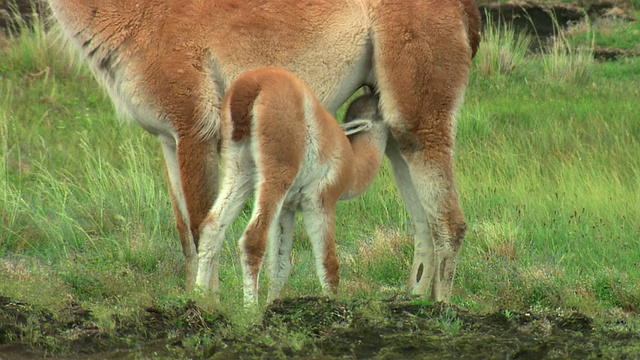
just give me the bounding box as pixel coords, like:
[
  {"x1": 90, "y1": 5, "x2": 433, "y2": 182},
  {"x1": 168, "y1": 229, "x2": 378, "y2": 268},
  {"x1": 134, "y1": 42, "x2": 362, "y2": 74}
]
[{"x1": 340, "y1": 94, "x2": 388, "y2": 200}]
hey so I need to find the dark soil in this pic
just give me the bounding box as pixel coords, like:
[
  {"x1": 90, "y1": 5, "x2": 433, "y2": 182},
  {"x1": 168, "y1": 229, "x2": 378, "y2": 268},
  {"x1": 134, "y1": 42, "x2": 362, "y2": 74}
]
[{"x1": 1, "y1": 296, "x2": 638, "y2": 359}]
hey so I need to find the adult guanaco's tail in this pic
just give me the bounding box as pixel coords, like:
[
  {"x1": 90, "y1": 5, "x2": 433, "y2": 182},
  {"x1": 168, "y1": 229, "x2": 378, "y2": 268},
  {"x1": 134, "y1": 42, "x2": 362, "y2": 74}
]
[{"x1": 459, "y1": 0, "x2": 482, "y2": 59}]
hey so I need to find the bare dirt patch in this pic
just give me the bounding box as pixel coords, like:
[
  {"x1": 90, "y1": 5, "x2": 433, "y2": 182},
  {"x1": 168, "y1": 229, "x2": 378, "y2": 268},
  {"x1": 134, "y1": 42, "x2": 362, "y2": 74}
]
[{"x1": 1, "y1": 296, "x2": 638, "y2": 359}]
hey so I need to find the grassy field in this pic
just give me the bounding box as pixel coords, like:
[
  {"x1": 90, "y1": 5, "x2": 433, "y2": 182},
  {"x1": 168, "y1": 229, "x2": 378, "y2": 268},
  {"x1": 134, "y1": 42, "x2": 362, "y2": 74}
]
[{"x1": 1, "y1": 4, "x2": 639, "y2": 357}]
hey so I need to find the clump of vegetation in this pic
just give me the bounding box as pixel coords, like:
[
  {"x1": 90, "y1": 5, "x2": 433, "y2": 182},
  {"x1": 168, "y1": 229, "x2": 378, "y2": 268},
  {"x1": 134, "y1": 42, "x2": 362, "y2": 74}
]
[
  {"x1": 538, "y1": 10, "x2": 595, "y2": 82},
  {"x1": 475, "y1": 12, "x2": 533, "y2": 77}
]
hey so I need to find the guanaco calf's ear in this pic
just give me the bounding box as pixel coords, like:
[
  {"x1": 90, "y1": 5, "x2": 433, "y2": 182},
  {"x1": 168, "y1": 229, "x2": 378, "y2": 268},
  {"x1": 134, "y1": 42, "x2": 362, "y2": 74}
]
[{"x1": 340, "y1": 119, "x2": 373, "y2": 136}]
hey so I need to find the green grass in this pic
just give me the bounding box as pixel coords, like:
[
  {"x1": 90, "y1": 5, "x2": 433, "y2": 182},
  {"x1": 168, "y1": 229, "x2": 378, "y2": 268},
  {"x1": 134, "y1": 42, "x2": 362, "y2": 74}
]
[
  {"x1": 566, "y1": 14, "x2": 640, "y2": 52},
  {"x1": 1, "y1": 11, "x2": 639, "y2": 335},
  {"x1": 457, "y1": 58, "x2": 640, "y2": 313}
]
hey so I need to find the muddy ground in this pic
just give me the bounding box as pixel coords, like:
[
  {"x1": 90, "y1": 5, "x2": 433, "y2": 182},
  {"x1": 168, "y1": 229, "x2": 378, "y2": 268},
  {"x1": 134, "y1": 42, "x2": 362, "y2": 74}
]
[{"x1": 1, "y1": 296, "x2": 638, "y2": 359}]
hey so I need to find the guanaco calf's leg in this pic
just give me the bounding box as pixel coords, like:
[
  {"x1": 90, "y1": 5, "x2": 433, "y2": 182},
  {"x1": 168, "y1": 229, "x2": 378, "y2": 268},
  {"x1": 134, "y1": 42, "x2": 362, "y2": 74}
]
[
  {"x1": 240, "y1": 183, "x2": 294, "y2": 306},
  {"x1": 266, "y1": 208, "x2": 296, "y2": 304},
  {"x1": 302, "y1": 203, "x2": 341, "y2": 295}
]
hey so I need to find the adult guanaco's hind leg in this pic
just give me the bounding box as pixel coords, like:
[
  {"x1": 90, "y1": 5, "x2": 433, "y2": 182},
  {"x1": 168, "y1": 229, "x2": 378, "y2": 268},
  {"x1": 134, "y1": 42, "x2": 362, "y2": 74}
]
[{"x1": 372, "y1": 0, "x2": 471, "y2": 301}]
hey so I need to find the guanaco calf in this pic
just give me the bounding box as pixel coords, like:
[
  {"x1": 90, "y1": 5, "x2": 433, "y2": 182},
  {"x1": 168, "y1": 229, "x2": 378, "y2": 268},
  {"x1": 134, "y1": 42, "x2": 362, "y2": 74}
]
[{"x1": 195, "y1": 67, "x2": 388, "y2": 305}]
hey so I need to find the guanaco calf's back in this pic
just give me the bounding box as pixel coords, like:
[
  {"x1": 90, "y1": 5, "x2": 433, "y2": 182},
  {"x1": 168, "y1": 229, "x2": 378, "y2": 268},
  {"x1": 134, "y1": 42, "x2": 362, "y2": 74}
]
[{"x1": 195, "y1": 67, "x2": 388, "y2": 305}]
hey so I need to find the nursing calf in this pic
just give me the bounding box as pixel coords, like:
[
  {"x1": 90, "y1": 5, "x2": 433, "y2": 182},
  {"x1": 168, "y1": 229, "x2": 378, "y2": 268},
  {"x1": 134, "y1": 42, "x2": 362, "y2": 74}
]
[{"x1": 195, "y1": 67, "x2": 388, "y2": 305}]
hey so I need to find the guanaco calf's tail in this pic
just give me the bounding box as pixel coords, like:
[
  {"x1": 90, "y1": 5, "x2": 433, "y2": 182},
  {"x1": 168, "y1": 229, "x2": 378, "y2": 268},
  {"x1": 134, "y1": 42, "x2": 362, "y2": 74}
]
[{"x1": 226, "y1": 76, "x2": 262, "y2": 142}]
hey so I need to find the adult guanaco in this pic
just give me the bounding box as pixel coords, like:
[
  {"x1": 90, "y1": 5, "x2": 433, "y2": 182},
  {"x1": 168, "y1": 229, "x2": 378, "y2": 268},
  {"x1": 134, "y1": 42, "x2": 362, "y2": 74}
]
[{"x1": 46, "y1": 0, "x2": 481, "y2": 302}]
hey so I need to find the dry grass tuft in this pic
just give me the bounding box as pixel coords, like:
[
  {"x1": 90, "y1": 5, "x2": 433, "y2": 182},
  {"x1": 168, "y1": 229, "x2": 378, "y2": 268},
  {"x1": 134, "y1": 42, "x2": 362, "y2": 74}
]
[
  {"x1": 471, "y1": 221, "x2": 520, "y2": 262},
  {"x1": 357, "y1": 228, "x2": 411, "y2": 267},
  {"x1": 520, "y1": 265, "x2": 564, "y2": 283}
]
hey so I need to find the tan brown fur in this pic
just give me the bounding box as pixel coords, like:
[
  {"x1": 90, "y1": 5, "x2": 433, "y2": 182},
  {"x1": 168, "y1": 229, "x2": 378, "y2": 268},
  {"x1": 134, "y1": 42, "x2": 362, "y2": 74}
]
[{"x1": 48, "y1": 0, "x2": 481, "y2": 301}]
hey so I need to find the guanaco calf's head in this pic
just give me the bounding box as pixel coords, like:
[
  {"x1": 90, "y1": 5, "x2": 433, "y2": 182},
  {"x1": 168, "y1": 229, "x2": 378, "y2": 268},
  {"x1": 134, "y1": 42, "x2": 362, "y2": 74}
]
[
  {"x1": 337, "y1": 92, "x2": 389, "y2": 201},
  {"x1": 340, "y1": 92, "x2": 387, "y2": 143}
]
